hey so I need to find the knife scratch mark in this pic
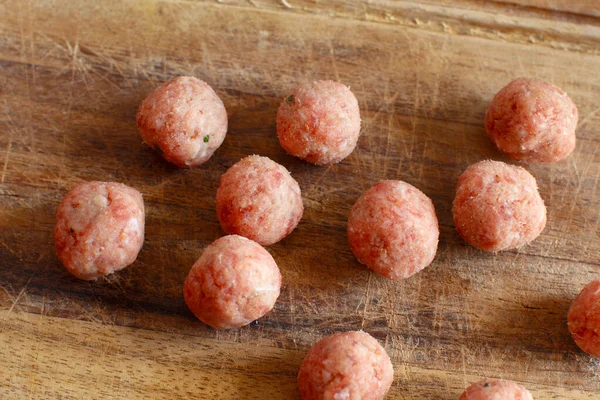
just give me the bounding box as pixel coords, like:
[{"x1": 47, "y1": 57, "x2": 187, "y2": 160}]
[
  {"x1": 1, "y1": 141, "x2": 12, "y2": 185},
  {"x1": 328, "y1": 39, "x2": 340, "y2": 82},
  {"x1": 460, "y1": 345, "x2": 468, "y2": 386},
  {"x1": 383, "y1": 86, "x2": 400, "y2": 178},
  {"x1": 360, "y1": 273, "x2": 373, "y2": 329},
  {"x1": 7, "y1": 275, "x2": 34, "y2": 315}
]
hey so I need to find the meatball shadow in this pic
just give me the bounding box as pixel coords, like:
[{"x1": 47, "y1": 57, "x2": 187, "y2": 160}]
[
  {"x1": 437, "y1": 224, "x2": 466, "y2": 254},
  {"x1": 87, "y1": 121, "x2": 187, "y2": 184},
  {"x1": 231, "y1": 349, "x2": 303, "y2": 400},
  {"x1": 139, "y1": 144, "x2": 188, "y2": 172},
  {"x1": 83, "y1": 78, "x2": 183, "y2": 179},
  {"x1": 271, "y1": 219, "x2": 369, "y2": 286},
  {"x1": 49, "y1": 233, "x2": 203, "y2": 332},
  {"x1": 217, "y1": 91, "x2": 285, "y2": 164},
  {"x1": 461, "y1": 124, "x2": 507, "y2": 166},
  {"x1": 1, "y1": 197, "x2": 68, "y2": 281},
  {"x1": 491, "y1": 290, "x2": 576, "y2": 354},
  {"x1": 397, "y1": 386, "x2": 459, "y2": 400},
  {"x1": 218, "y1": 88, "x2": 312, "y2": 173},
  {"x1": 270, "y1": 162, "x2": 366, "y2": 283}
]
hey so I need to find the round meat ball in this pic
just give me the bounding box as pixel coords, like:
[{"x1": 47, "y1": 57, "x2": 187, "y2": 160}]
[
  {"x1": 54, "y1": 181, "x2": 145, "y2": 281},
  {"x1": 298, "y1": 331, "x2": 394, "y2": 400},
  {"x1": 568, "y1": 279, "x2": 600, "y2": 358},
  {"x1": 459, "y1": 379, "x2": 533, "y2": 400},
  {"x1": 136, "y1": 76, "x2": 228, "y2": 168},
  {"x1": 216, "y1": 155, "x2": 303, "y2": 246},
  {"x1": 485, "y1": 77, "x2": 578, "y2": 163},
  {"x1": 452, "y1": 160, "x2": 546, "y2": 252},
  {"x1": 347, "y1": 180, "x2": 439, "y2": 280},
  {"x1": 276, "y1": 80, "x2": 361, "y2": 165},
  {"x1": 183, "y1": 235, "x2": 281, "y2": 330}
]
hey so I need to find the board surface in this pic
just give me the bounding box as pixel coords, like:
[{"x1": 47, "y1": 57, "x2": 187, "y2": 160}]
[{"x1": 1, "y1": 0, "x2": 599, "y2": 398}]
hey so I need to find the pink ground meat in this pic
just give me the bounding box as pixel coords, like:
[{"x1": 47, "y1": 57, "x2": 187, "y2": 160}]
[
  {"x1": 298, "y1": 331, "x2": 394, "y2": 400},
  {"x1": 568, "y1": 279, "x2": 600, "y2": 358},
  {"x1": 347, "y1": 180, "x2": 439, "y2": 280},
  {"x1": 485, "y1": 77, "x2": 577, "y2": 163},
  {"x1": 54, "y1": 181, "x2": 145, "y2": 281},
  {"x1": 276, "y1": 80, "x2": 361, "y2": 165},
  {"x1": 136, "y1": 76, "x2": 228, "y2": 168},
  {"x1": 216, "y1": 155, "x2": 303, "y2": 246},
  {"x1": 452, "y1": 160, "x2": 546, "y2": 252},
  {"x1": 460, "y1": 379, "x2": 533, "y2": 400},
  {"x1": 183, "y1": 235, "x2": 281, "y2": 330}
]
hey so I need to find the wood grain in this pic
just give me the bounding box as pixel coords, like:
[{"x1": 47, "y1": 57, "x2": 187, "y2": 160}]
[
  {"x1": 1, "y1": 0, "x2": 599, "y2": 399},
  {"x1": 494, "y1": 0, "x2": 600, "y2": 17}
]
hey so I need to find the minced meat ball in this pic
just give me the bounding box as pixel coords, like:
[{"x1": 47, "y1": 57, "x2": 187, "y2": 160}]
[
  {"x1": 54, "y1": 181, "x2": 145, "y2": 280},
  {"x1": 137, "y1": 76, "x2": 228, "y2": 168}
]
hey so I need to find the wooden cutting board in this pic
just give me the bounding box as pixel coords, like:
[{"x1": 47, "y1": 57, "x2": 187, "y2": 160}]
[{"x1": 1, "y1": 0, "x2": 599, "y2": 398}]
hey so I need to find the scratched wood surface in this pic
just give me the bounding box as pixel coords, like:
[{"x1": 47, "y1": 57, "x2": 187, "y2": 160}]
[{"x1": 1, "y1": 0, "x2": 599, "y2": 399}]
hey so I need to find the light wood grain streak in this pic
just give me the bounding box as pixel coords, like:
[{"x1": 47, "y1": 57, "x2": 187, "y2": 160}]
[{"x1": 160, "y1": 0, "x2": 600, "y2": 54}]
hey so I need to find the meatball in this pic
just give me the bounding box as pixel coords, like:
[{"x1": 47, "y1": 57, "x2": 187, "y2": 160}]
[
  {"x1": 485, "y1": 77, "x2": 578, "y2": 163},
  {"x1": 452, "y1": 160, "x2": 546, "y2": 252},
  {"x1": 54, "y1": 181, "x2": 145, "y2": 281},
  {"x1": 347, "y1": 180, "x2": 439, "y2": 280},
  {"x1": 298, "y1": 331, "x2": 394, "y2": 400},
  {"x1": 216, "y1": 155, "x2": 303, "y2": 246},
  {"x1": 183, "y1": 235, "x2": 281, "y2": 330},
  {"x1": 136, "y1": 76, "x2": 228, "y2": 168},
  {"x1": 568, "y1": 279, "x2": 600, "y2": 358},
  {"x1": 459, "y1": 379, "x2": 533, "y2": 400},
  {"x1": 276, "y1": 80, "x2": 361, "y2": 165}
]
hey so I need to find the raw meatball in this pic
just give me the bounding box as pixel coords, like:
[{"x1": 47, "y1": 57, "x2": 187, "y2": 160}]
[
  {"x1": 136, "y1": 76, "x2": 228, "y2": 168},
  {"x1": 298, "y1": 331, "x2": 394, "y2": 400},
  {"x1": 568, "y1": 279, "x2": 600, "y2": 357},
  {"x1": 183, "y1": 235, "x2": 281, "y2": 330},
  {"x1": 347, "y1": 180, "x2": 439, "y2": 280},
  {"x1": 459, "y1": 379, "x2": 533, "y2": 400},
  {"x1": 54, "y1": 181, "x2": 145, "y2": 281},
  {"x1": 216, "y1": 155, "x2": 303, "y2": 246},
  {"x1": 485, "y1": 77, "x2": 578, "y2": 163},
  {"x1": 276, "y1": 80, "x2": 361, "y2": 165},
  {"x1": 452, "y1": 160, "x2": 546, "y2": 252}
]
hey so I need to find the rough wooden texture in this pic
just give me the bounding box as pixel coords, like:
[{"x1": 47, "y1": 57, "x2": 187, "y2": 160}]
[
  {"x1": 496, "y1": 0, "x2": 600, "y2": 17},
  {"x1": 1, "y1": 0, "x2": 599, "y2": 399}
]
